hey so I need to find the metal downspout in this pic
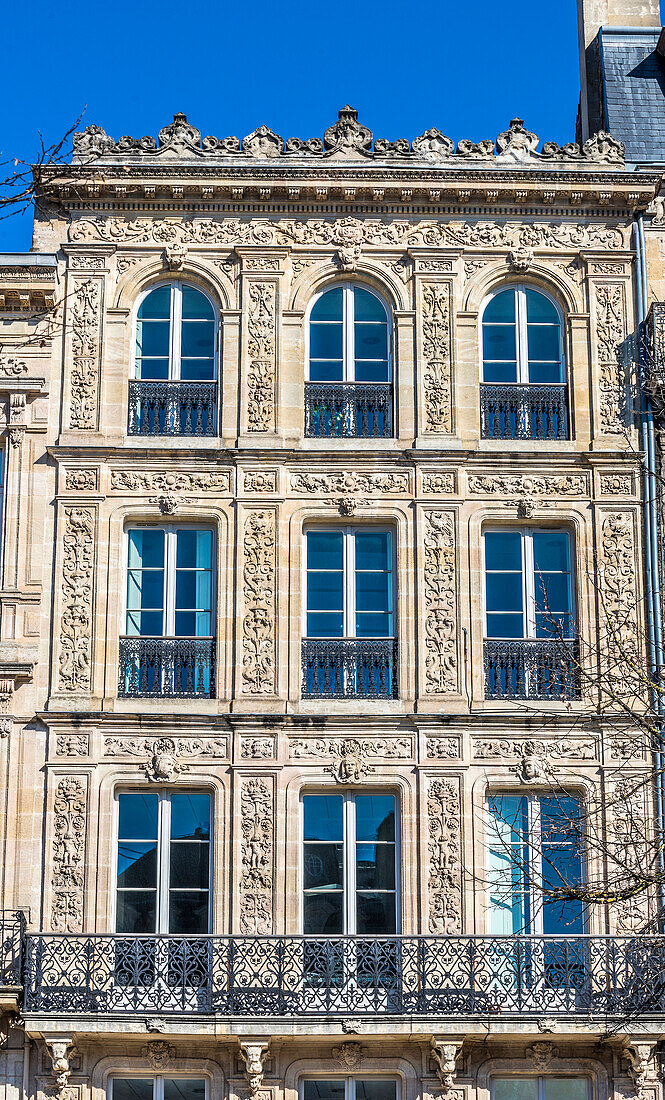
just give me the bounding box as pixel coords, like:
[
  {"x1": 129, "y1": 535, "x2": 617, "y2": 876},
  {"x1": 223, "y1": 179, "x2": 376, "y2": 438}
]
[{"x1": 634, "y1": 212, "x2": 665, "y2": 922}]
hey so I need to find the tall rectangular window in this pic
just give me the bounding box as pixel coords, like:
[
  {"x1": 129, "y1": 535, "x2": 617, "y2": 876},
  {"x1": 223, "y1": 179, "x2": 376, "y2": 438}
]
[
  {"x1": 484, "y1": 529, "x2": 573, "y2": 640},
  {"x1": 493, "y1": 1080, "x2": 587, "y2": 1100},
  {"x1": 116, "y1": 791, "x2": 211, "y2": 934},
  {"x1": 305, "y1": 528, "x2": 393, "y2": 639},
  {"x1": 126, "y1": 527, "x2": 213, "y2": 638},
  {"x1": 111, "y1": 1081, "x2": 207, "y2": 1100},
  {"x1": 486, "y1": 793, "x2": 584, "y2": 935},
  {"x1": 302, "y1": 793, "x2": 398, "y2": 934},
  {"x1": 303, "y1": 1083, "x2": 397, "y2": 1100}
]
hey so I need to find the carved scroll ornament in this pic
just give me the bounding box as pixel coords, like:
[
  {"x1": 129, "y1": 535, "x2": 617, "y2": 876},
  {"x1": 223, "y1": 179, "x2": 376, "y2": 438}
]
[
  {"x1": 241, "y1": 510, "x2": 277, "y2": 695},
  {"x1": 57, "y1": 507, "x2": 95, "y2": 694},
  {"x1": 423, "y1": 511, "x2": 458, "y2": 693},
  {"x1": 595, "y1": 282, "x2": 627, "y2": 434},
  {"x1": 421, "y1": 283, "x2": 452, "y2": 433},
  {"x1": 427, "y1": 778, "x2": 462, "y2": 934},
  {"x1": 69, "y1": 277, "x2": 102, "y2": 429},
  {"x1": 246, "y1": 281, "x2": 277, "y2": 433},
  {"x1": 51, "y1": 776, "x2": 86, "y2": 932},
  {"x1": 240, "y1": 777, "x2": 274, "y2": 933}
]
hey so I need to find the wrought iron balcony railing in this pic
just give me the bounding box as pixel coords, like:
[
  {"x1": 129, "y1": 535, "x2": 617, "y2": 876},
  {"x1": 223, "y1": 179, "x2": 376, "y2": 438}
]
[
  {"x1": 128, "y1": 380, "x2": 217, "y2": 436},
  {"x1": 0, "y1": 911, "x2": 26, "y2": 987},
  {"x1": 484, "y1": 638, "x2": 581, "y2": 700},
  {"x1": 302, "y1": 638, "x2": 397, "y2": 699},
  {"x1": 305, "y1": 382, "x2": 393, "y2": 438},
  {"x1": 118, "y1": 636, "x2": 216, "y2": 698},
  {"x1": 22, "y1": 934, "x2": 665, "y2": 1017},
  {"x1": 480, "y1": 383, "x2": 569, "y2": 440}
]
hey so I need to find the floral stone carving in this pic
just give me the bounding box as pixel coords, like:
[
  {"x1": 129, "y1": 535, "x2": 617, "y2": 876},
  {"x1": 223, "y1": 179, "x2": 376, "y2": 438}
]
[
  {"x1": 423, "y1": 511, "x2": 458, "y2": 694},
  {"x1": 247, "y1": 282, "x2": 277, "y2": 432},
  {"x1": 69, "y1": 277, "x2": 102, "y2": 429},
  {"x1": 422, "y1": 284, "x2": 452, "y2": 433},
  {"x1": 242, "y1": 510, "x2": 276, "y2": 694},
  {"x1": 57, "y1": 507, "x2": 95, "y2": 694},
  {"x1": 240, "y1": 777, "x2": 274, "y2": 934},
  {"x1": 51, "y1": 776, "x2": 86, "y2": 932},
  {"x1": 595, "y1": 283, "x2": 627, "y2": 434},
  {"x1": 600, "y1": 512, "x2": 638, "y2": 672},
  {"x1": 427, "y1": 778, "x2": 462, "y2": 934}
]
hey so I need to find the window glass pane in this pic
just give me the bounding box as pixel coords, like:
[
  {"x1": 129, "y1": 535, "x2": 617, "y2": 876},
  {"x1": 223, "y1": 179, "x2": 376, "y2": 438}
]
[
  {"x1": 303, "y1": 892, "x2": 343, "y2": 933},
  {"x1": 303, "y1": 1081, "x2": 346, "y2": 1100},
  {"x1": 545, "y1": 1083, "x2": 587, "y2": 1100},
  {"x1": 307, "y1": 531, "x2": 343, "y2": 570},
  {"x1": 483, "y1": 361, "x2": 518, "y2": 383},
  {"x1": 355, "y1": 322, "x2": 387, "y2": 360},
  {"x1": 180, "y1": 358, "x2": 216, "y2": 381},
  {"x1": 535, "y1": 572, "x2": 570, "y2": 614},
  {"x1": 354, "y1": 360, "x2": 390, "y2": 383},
  {"x1": 355, "y1": 531, "x2": 390, "y2": 570},
  {"x1": 176, "y1": 529, "x2": 212, "y2": 569},
  {"x1": 307, "y1": 570, "x2": 343, "y2": 611},
  {"x1": 487, "y1": 795, "x2": 529, "y2": 934},
  {"x1": 138, "y1": 286, "x2": 171, "y2": 319},
  {"x1": 356, "y1": 844, "x2": 396, "y2": 889},
  {"x1": 116, "y1": 889, "x2": 157, "y2": 933},
  {"x1": 528, "y1": 325, "x2": 561, "y2": 362},
  {"x1": 163, "y1": 1082, "x2": 207, "y2": 1100},
  {"x1": 304, "y1": 843, "x2": 344, "y2": 889},
  {"x1": 118, "y1": 793, "x2": 158, "y2": 839},
  {"x1": 356, "y1": 569, "x2": 389, "y2": 611},
  {"x1": 356, "y1": 1083, "x2": 397, "y2": 1100},
  {"x1": 484, "y1": 531, "x2": 522, "y2": 571},
  {"x1": 526, "y1": 289, "x2": 559, "y2": 322},
  {"x1": 483, "y1": 325, "x2": 517, "y2": 361},
  {"x1": 354, "y1": 287, "x2": 386, "y2": 321},
  {"x1": 171, "y1": 793, "x2": 211, "y2": 840},
  {"x1": 310, "y1": 323, "x2": 343, "y2": 360},
  {"x1": 486, "y1": 573, "x2": 523, "y2": 613},
  {"x1": 484, "y1": 290, "x2": 516, "y2": 323},
  {"x1": 170, "y1": 843, "x2": 209, "y2": 889},
  {"x1": 181, "y1": 286, "x2": 214, "y2": 319},
  {"x1": 356, "y1": 892, "x2": 396, "y2": 933},
  {"x1": 356, "y1": 795, "x2": 395, "y2": 841},
  {"x1": 309, "y1": 360, "x2": 344, "y2": 382},
  {"x1": 112, "y1": 1081, "x2": 155, "y2": 1100},
  {"x1": 128, "y1": 530, "x2": 164, "y2": 570},
  {"x1": 169, "y1": 891, "x2": 209, "y2": 933},
  {"x1": 533, "y1": 531, "x2": 570, "y2": 572},
  {"x1": 117, "y1": 842, "x2": 157, "y2": 888},
  {"x1": 181, "y1": 321, "x2": 215, "y2": 358},
  {"x1": 137, "y1": 320, "x2": 170, "y2": 358},
  {"x1": 304, "y1": 795, "x2": 343, "y2": 841},
  {"x1": 493, "y1": 1079, "x2": 538, "y2": 1100},
  {"x1": 528, "y1": 362, "x2": 563, "y2": 384},
  {"x1": 486, "y1": 612, "x2": 524, "y2": 639},
  {"x1": 355, "y1": 612, "x2": 391, "y2": 637},
  {"x1": 136, "y1": 359, "x2": 170, "y2": 381},
  {"x1": 311, "y1": 289, "x2": 343, "y2": 322},
  {"x1": 307, "y1": 612, "x2": 344, "y2": 637}
]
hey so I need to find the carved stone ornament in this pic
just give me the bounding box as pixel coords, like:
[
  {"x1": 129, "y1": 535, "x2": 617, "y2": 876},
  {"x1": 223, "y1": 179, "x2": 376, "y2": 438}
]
[
  {"x1": 332, "y1": 1042, "x2": 366, "y2": 1070},
  {"x1": 244, "y1": 470, "x2": 277, "y2": 494},
  {"x1": 599, "y1": 472, "x2": 633, "y2": 496},
  {"x1": 142, "y1": 1040, "x2": 176, "y2": 1070},
  {"x1": 239, "y1": 1042, "x2": 270, "y2": 1097},
  {"x1": 69, "y1": 277, "x2": 102, "y2": 429},
  {"x1": 526, "y1": 1043, "x2": 559, "y2": 1072},
  {"x1": 610, "y1": 779, "x2": 652, "y2": 933},
  {"x1": 0, "y1": 355, "x2": 27, "y2": 376},
  {"x1": 431, "y1": 1039, "x2": 463, "y2": 1093},
  {"x1": 103, "y1": 735, "x2": 228, "y2": 765},
  {"x1": 57, "y1": 507, "x2": 95, "y2": 694},
  {"x1": 64, "y1": 469, "x2": 97, "y2": 492},
  {"x1": 291, "y1": 470, "x2": 409, "y2": 496},
  {"x1": 595, "y1": 283, "x2": 627, "y2": 434},
  {"x1": 291, "y1": 735, "x2": 412, "y2": 765},
  {"x1": 143, "y1": 737, "x2": 189, "y2": 782},
  {"x1": 240, "y1": 737, "x2": 275, "y2": 759},
  {"x1": 468, "y1": 473, "x2": 587, "y2": 497},
  {"x1": 422, "y1": 283, "x2": 452, "y2": 433},
  {"x1": 163, "y1": 244, "x2": 187, "y2": 270},
  {"x1": 241, "y1": 510, "x2": 276, "y2": 695},
  {"x1": 600, "y1": 512, "x2": 639, "y2": 674},
  {"x1": 427, "y1": 779, "x2": 462, "y2": 934},
  {"x1": 623, "y1": 1042, "x2": 657, "y2": 1100},
  {"x1": 328, "y1": 738, "x2": 373, "y2": 783},
  {"x1": 473, "y1": 736, "x2": 596, "y2": 763},
  {"x1": 44, "y1": 1038, "x2": 77, "y2": 1094},
  {"x1": 51, "y1": 777, "x2": 86, "y2": 932},
  {"x1": 70, "y1": 215, "x2": 626, "y2": 253},
  {"x1": 422, "y1": 472, "x2": 456, "y2": 495},
  {"x1": 110, "y1": 469, "x2": 231, "y2": 493},
  {"x1": 73, "y1": 110, "x2": 624, "y2": 165},
  {"x1": 56, "y1": 734, "x2": 89, "y2": 757},
  {"x1": 423, "y1": 511, "x2": 458, "y2": 694},
  {"x1": 508, "y1": 246, "x2": 534, "y2": 272},
  {"x1": 240, "y1": 777, "x2": 274, "y2": 934},
  {"x1": 246, "y1": 282, "x2": 277, "y2": 432},
  {"x1": 426, "y1": 736, "x2": 460, "y2": 759}
]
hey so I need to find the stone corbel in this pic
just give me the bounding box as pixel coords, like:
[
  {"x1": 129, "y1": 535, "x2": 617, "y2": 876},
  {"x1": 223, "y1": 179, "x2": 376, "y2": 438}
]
[
  {"x1": 622, "y1": 1041, "x2": 658, "y2": 1099},
  {"x1": 239, "y1": 1041, "x2": 270, "y2": 1096},
  {"x1": 8, "y1": 392, "x2": 26, "y2": 448},
  {"x1": 43, "y1": 1036, "x2": 76, "y2": 1094},
  {"x1": 431, "y1": 1038, "x2": 464, "y2": 1096}
]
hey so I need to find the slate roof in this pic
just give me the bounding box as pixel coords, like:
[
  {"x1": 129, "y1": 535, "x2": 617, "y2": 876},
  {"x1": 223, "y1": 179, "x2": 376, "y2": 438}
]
[{"x1": 600, "y1": 27, "x2": 665, "y2": 163}]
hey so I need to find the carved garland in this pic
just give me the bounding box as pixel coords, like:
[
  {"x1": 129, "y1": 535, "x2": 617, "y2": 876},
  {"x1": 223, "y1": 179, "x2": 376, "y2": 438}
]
[
  {"x1": 69, "y1": 277, "x2": 102, "y2": 429},
  {"x1": 51, "y1": 776, "x2": 87, "y2": 931},
  {"x1": 595, "y1": 282, "x2": 627, "y2": 435},
  {"x1": 241, "y1": 510, "x2": 277, "y2": 694},
  {"x1": 240, "y1": 777, "x2": 274, "y2": 933},
  {"x1": 427, "y1": 778, "x2": 463, "y2": 934},
  {"x1": 57, "y1": 507, "x2": 95, "y2": 694},
  {"x1": 422, "y1": 283, "x2": 452, "y2": 433},
  {"x1": 423, "y1": 511, "x2": 458, "y2": 694},
  {"x1": 246, "y1": 282, "x2": 277, "y2": 432}
]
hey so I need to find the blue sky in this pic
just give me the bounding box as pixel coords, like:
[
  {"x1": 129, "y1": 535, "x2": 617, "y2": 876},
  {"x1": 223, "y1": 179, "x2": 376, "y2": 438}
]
[{"x1": 1, "y1": 0, "x2": 582, "y2": 253}]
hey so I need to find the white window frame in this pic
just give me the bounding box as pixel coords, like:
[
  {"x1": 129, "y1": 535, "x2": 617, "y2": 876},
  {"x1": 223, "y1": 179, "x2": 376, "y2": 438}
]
[
  {"x1": 112, "y1": 788, "x2": 213, "y2": 935},
  {"x1": 490, "y1": 1078, "x2": 589, "y2": 1100},
  {"x1": 300, "y1": 790, "x2": 401, "y2": 935},
  {"x1": 302, "y1": 526, "x2": 395, "y2": 640},
  {"x1": 109, "y1": 1078, "x2": 210, "y2": 1100},
  {"x1": 133, "y1": 281, "x2": 219, "y2": 382},
  {"x1": 299, "y1": 1079, "x2": 400, "y2": 1100},
  {"x1": 480, "y1": 284, "x2": 565, "y2": 385},
  {"x1": 485, "y1": 791, "x2": 587, "y2": 935},
  {"x1": 306, "y1": 283, "x2": 392, "y2": 383},
  {"x1": 481, "y1": 527, "x2": 575, "y2": 641},
  {"x1": 123, "y1": 525, "x2": 216, "y2": 639}
]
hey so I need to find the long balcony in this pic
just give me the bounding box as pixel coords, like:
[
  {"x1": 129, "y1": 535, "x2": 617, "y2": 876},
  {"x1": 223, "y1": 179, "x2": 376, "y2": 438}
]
[
  {"x1": 305, "y1": 383, "x2": 393, "y2": 438},
  {"x1": 484, "y1": 638, "x2": 580, "y2": 700},
  {"x1": 118, "y1": 636, "x2": 216, "y2": 698},
  {"x1": 22, "y1": 934, "x2": 665, "y2": 1018},
  {"x1": 480, "y1": 383, "x2": 569, "y2": 440},
  {"x1": 128, "y1": 380, "x2": 217, "y2": 436},
  {"x1": 302, "y1": 638, "x2": 397, "y2": 699}
]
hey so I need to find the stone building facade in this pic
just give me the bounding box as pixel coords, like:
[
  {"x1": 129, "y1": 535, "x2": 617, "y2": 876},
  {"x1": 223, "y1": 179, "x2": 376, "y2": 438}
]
[{"x1": 2, "y1": 4, "x2": 665, "y2": 1100}]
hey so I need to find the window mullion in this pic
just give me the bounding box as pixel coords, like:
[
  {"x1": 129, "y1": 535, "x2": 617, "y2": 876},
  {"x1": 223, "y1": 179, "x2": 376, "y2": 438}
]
[
  {"x1": 158, "y1": 794, "x2": 171, "y2": 934},
  {"x1": 171, "y1": 283, "x2": 182, "y2": 380},
  {"x1": 165, "y1": 528, "x2": 176, "y2": 637},
  {"x1": 346, "y1": 794, "x2": 356, "y2": 934},
  {"x1": 524, "y1": 531, "x2": 535, "y2": 638},
  {"x1": 529, "y1": 796, "x2": 543, "y2": 935},
  {"x1": 346, "y1": 529, "x2": 355, "y2": 639},
  {"x1": 345, "y1": 285, "x2": 354, "y2": 382},
  {"x1": 516, "y1": 286, "x2": 529, "y2": 384}
]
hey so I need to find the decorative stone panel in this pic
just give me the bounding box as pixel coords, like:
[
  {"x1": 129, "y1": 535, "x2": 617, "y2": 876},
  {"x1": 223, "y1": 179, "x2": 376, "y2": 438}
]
[
  {"x1": 427, "y1": 776, "x2": 462, "y2": 933},
  {"x1": 56, "y1": 507, "x2": 95, "y2": 695},
  {"x1": 68, "y1": 274, "x2": 103, "y2": 429},
  {"x1": 420, "y1": 282, "x2": 453, "y2": 433},
  {"x1": 241, "y1": 509, "x2": 277, "y2": 695},
  {"x1": 422, "y1": 510, "x2": 458, "y2": 694},
  {"x1": 239, "y1": 776, "x2": 274, "y2": 933},
  {"x1": 245, "y1": 280, "x2": 277, "y2": 433},
  {"x1": 593, "y1": 281, "x2": 628, "y2": 435},
  {"x1": 50, "y1": 775, "x2": 87, "y2": 931},
  {"x1": 598, "y1": 510, "x2": 639, "y2": 673}
]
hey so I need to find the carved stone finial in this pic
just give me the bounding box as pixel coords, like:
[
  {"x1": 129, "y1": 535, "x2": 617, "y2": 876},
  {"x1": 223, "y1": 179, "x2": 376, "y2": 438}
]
[
  {"x1": 431, "y1": 1039, "x2": 463, "y2": 1094},
  {"x1": 332, "y1": 1041, "x2": 366, "y2": 1070},
  {"x1": 495, "y1": 118, "x2": 539, "y2": 163},
  {"x1": 142, "y1": 1040, "x2": 176, "y2": 1070},
  {"x1": 239, "y1": 1042, "x2": 270, "y2": 1097},
  {"x1": 242, "y1": 125, "x2": 284, "y2": 158},
  {"x1": 158, "y1": 113, "x2": 201, "y2": 153},
  {"x1": 411, "y1": 128, "x2": 455, "y2": 160},
  {"x1": 324, "y1": 106, "x2": 372, "y2": 159}
]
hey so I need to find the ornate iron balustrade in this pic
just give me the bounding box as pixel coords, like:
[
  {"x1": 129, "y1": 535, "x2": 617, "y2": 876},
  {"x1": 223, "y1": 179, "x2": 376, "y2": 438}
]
[
  {"x1": 302, "y1": 638, "x2": 397, "y2": 698},
  {"x1": 0, "y1": 911, "x2": 25, "y2": 987},
  {"x1": 480, "y1": 383, "x2": 569, "y2": 440},
  {"x1": 128, "y1": 380, "x2": 217, "y2": 436},
  {"x1": 22, "y1": 934, "x2": 665, "y2": 1017},
  {"x1": 484, "y1": 638, "x2": 580, "y2": 700},
  {"x1": 118, "y1": 636, "x2": 216, "y2": 698},
  {"x1": 305, "y1": 383, "x2": 393, "y2": 438}
]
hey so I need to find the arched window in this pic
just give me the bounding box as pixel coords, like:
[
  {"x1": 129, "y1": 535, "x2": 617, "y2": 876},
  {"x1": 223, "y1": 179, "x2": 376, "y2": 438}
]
[
  {"x1": 305, "y1": 284, "x2": 393, "y2": 438},
  {"x1": 129, "y1": 282, "x2": 218, "y2": 437},
  {"x1": 480, "y1": 286, "x2": 569, "y2": 440}
]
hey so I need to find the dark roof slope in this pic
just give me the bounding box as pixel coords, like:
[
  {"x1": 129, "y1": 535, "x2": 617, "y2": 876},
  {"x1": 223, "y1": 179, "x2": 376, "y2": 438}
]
[{"x1": 600, "y1": 27, "x2": 665, "y2": 163}]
